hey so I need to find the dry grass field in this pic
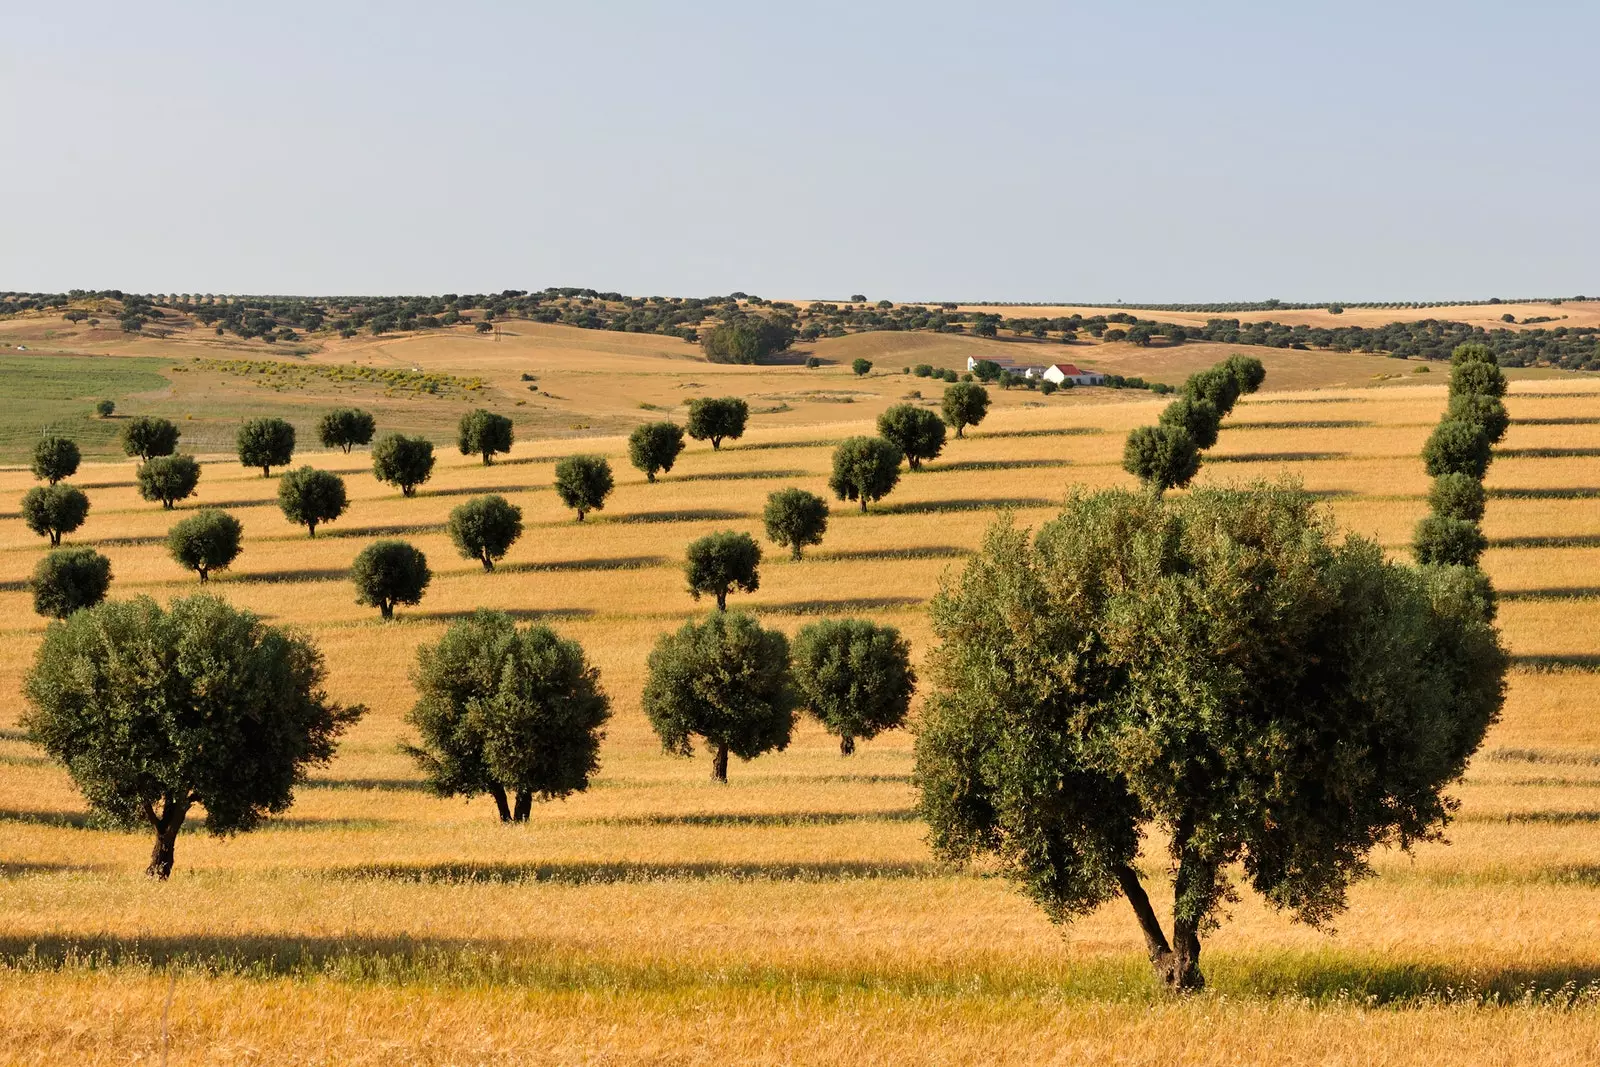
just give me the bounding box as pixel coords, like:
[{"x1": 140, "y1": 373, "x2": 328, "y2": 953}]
[{"x1": 2, "y1": 347, "x2": 1600, "y2": 1063}]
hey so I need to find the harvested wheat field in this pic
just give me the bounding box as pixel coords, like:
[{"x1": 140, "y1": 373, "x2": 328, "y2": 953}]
[{"x1": 2, "y1": 363, "x2": 1600, "y2": 1066}]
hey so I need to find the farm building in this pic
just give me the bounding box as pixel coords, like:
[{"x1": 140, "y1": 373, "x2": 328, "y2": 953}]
[{"x1": 1043, "y1": 363, "x2": 1105, "y2": 386}]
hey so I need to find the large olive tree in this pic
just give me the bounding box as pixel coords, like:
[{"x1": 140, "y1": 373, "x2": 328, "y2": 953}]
[
  {"x1": 406, "y1": 610, "x2": 610, "y2": 821},
  {"x1": 22, "y1": 595, "x2": 363, "y2": 878},
  {"x1": 792, "y1": 618, "x2": 915, "y2": 755},
  {"x1": 915, "y1": 484, "x2": 1506, "y2": 991}
]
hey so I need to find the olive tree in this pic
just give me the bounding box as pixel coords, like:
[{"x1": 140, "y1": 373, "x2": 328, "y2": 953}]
[
  {"x1": 137, "y1": 454, "x2": 202, "y2": 509},
  {"x1": 120, "y1": 416, "x2": 180, "y2": 461},
  {"x1": 405, "y1": 610, "x2": 611, "y2": 821},
  {"x1": 352, "y1": 539, "x2": 431, "y2": 619},
  {"x1": 686, "y1": 397, "x2": 749, "y2": 450},
  {"x1": 852, "y1": 358, "x2": 872, "y2": 376},
  {"x1": 458, "y1": 409, "x2": 514, "y2": 464},
  {"x1": 448, "y1": 494, "x2": 523, "y2": 571},
  {"x1": 1428, "y1": 472, "x2": 1486, "y2": 522},
  {"x1": 553, "y1": 454, "x2": 614, "y2": 521},
  {"x1": 166, "y1": 508, "x2": 244, "y2": 582},
  {"x1": 29, "y1": 547, "x2": 112, "y2": 618},
  {"x1": 1423, "y1": 420, "x2": 1492, "y2": 480},
  {"x1": 1449, "y1": 359, "x2": 1508, "y2": 400},
  {"x1": 792, "y1": 618, "x2": 915, "y2": 755},
  {"x1": 877, "y1": 404, "x2": 947, "y2": 470},
  {"x1": 1413, "y1": 514, "x2": 1488, "y2": 568},
  {"x1": 684, "y1": 530, "x2": 761, "y2": 611},
  {"x1": 22, "y1": 595, "x2": 363, "y2": 878},
  {"x1": 828, "y1": 436, "x2": 902, "y2": 512},
  {"x1": 237, "y1": 417, "x2": 297, "y2": 476},
  {"x1": 1122, "y1": 425, "x2": 1200, "y2": 495},
  {"x1": 96, "y1": 399, "x2": 116, "y2": 418},
  {"x1": 277, "y1": 467, "x2": 348, "y2": 537},
  {"x1": 21, "y1": 484, "x2": 90, "y2": 546},
  {"x1": 1157, "y1": 396, "x2": 1222, "y2": 450},
  {"x1": 31, "y1": 436, "x2": 80, "y2": 485},
  {"x1": 763, "y1": 487, "x2": 829, "y2": 559},
  {"x1": 371, "y1": 433, "x2": 436, "y2": 496},
  {"x1": 642, "y1": 611, "x2": 795, "y2": 782},
  {"x1": 318, "y1": 408, "x2": 377, "y2": 453},
  {"x1": 1446, "y1": 392, "x2": 1509, "y2": 445},
  {"x1": 915, "y1": 485, "x2": 1506, "y2": 991},
  {"x1": 628, "y1": 421, "x2": 686, "y2": 482},
  {"x1": 940, "y1": 383, "x2": 990, "y2": 438}
]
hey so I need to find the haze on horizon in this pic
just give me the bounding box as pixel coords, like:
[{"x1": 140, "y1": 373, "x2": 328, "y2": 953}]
[{"x1": 3, "y1": 1, "x2": 1595, "y2": 303}]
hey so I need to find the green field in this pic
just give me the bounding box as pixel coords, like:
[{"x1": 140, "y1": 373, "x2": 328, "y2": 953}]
[{"x1": 0, "y1": 355, "x2": 171, "y2": 461}]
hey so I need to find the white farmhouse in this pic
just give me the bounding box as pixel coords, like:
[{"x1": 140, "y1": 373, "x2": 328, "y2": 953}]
[{"x1": 1043, "y1": 363, "x2": 1106, "y2": 387}]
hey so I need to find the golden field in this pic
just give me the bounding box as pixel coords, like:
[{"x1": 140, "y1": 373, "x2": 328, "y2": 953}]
[{"x1": 2, "y1": 344, "x2": 1600, "y2": 1063}]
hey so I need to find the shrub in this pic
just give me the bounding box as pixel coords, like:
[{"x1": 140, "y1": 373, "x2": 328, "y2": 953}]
[
  {"x1": 913, "y1": 364, "x2": 933, "y2": 378},
  {"x1": 877, "y1": 404, "x2": 947, "y2": 470},
  {"x1": 940, "y1": 383, "x2": 990, "y2": 438},
  {"x1": 448, "y1": 494, "x2": 523, "y2": 571},
  {"x1": 642, "y1": 612, "x2": 795, "y2": 782},
  {"x1": 553, "y1": 454, "x2": 614, "y2": 521},
  {"x1": 29, "y1": 547, "x2": 112, "y2": 618},
  {"x1": 22, "y1": 595, "x2": 362, "y2": 877},
  {"x1": 792, "y1": 618, "x2": 915, "y2": 755},
  {"x1": 628, "y1": 422, "x2": 686, "y2": 482},
  {"x1": 1413, "y1": 514, "x2": 1488, "y2": 568},
  {"x1": 1427, "y1": 472, "x2": 1486, "y2": 522},
  {"x1": 970, "y1": 360, "x2": 1003, "y2": 383},
  {"x1": 405, "y1": 610, "x2": 610, "y2": 821},
  {"x1": 684, "y1": 531, "x2": 762, "y2": 611},
  {"x1": 1446, "y1": 392, "x2": 1509, "y2": 445},
  {"x1": 1423, "y1": 420, "x2": 1492, "y2": 480},
  {"x1": 21, "y1": 484, "x2": 90, "y2": 546},
  {"x1": 96, "y1": 399, "x2": 116, "y2": 418},
  {"x1": 914, "y1": 485, "x2": 1506, "y2": 990},
  {"x1": 351, "y1": 540, "x2": 431, "y2": 619},
  {"x1": 120, "y1": 416, "x2": 180, "y2": 461},
  {"x1": 1040, "y1": 380, "x2": 1058, "y2": 395},
  {"x1": 371, "y1": 433, "x2": 436, "y2": 496},
  {"x1": 237, "y1": 417, "x2": 296, "y2": 477},
  {"x1": 136, "y1": 454, "x2": 201, "y2": 509},
  {"x1": 763, "y1": 487, "x2": 829, "y2": 560},
  {"x1": 828, "y1": 436, "x2": 902, "y2": 512},
  {"x1": 277, "y1": 467, "x2": 348, "y2": 537},
  {"x1": 1157, "y1": 397, "x2": 1222, "y2": 451},
  {"x1": 686, "y1": 397, "x2": 749, "y2": 450},
  {"x1": 805, "y1": 356, "x2": 822, "y2": 369},
  {"x1": 31, "y1": 436, "x2": 80, "y2": 485},
  {"x1": 852, "y1": 358, "x2": 872, "y2": 376},
  {"x1": 318, "y1": 408, "x2": 377, "y2": 453},
  {"x1": 1122, "y1": 425, "x2": 1200, "y2": 495},
  {"x1": 166, "y1": 508, "x2": 243, "y2": 582},
  {"x1": 458, "y1": 409, "x2": 515, "y2": 464}
]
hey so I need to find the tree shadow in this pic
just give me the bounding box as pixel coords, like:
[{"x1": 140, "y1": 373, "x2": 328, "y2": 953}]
[
  {"x1": 1499, "y1": 587, "x2": 1600, "y2": 602},
  {"x1": 585, "y1": 809, "x2": 921, "y2": 829},
  {"x1": 1226, "y1": 955, "x2": 1600, "y2": 1005},
  {"x1": 0, "y1": 579, "x2": 29, "y2": 593},
  {"x1": 301, "y1": 777, "x2": 432, "y2": 794},
  {"x1": 334, "y1": 858, "x2": 944, "y2": 886},
  {"x1": 1512, "y1": 417, "x2": 1600, "y2": 426},
  {"x1": 0, "y1": 808, "x2": 103, "y2": 830},
  {"x1": 929, "y1": 459, "x2": 1072, "y2": 473},
  {"x1": 317, "y1": 523, "x2": 447, "y2": 539},
  {"x1": 755, "y1": 595, "x2": 923, "y2": 615},
  {"x1": 672, "y1": 469, "x2": 808, "y2": 483},
  {"x1": 1460, "y1": 810, "x2": 1600, "y2": 825},
  {"x1": 812, "y1": 546, "x2": 969, "y2": 563},
  {"x1": 1225, "y1": 420, "x2": 1372, "y2": 430},
  {"x1": 500, "y1": 556, "x2": 668, "y2": 574},
  {"x1": 1511, "y1": 654, "x2": 1600, "y2": 671},
  {"x1": 92, "y1": 534, "x2": 168, "y2": 548},
  {"x1": 227, "y1": 568, "x2": 350, "y2": 584},
  {"x1": 604, "y1": 509, "x2": 752, "y2": 524},
  {"x1": 1498, "y1": 447, "x2": 1600, "y2": 459},
  {"x1": 1206, "y1": 451, "x2": 1349, "y2": 463},
  {"x1": 0, "y1": 861, "x2": 109, "y2": 877},
  {"x1": 1489, "y1": 534, "x2": 1600, "y2": 549},
  {"x1": 975, "y1": 427, "x2": 1103, "y2": 440},
  {"x1": 1488, "y1": 487, "x2": 1600, "y2": 500},
  {"x1": 873, "y1": 497, "x2": 1054, "y2": 515},
  {"x1": 732, "y1": 439, "x2": 843, "y2": 452},
  {"x1": 410, "y1": 607, "x2": 595, "y2": 623},
  {"x1": 420, "y1": 484, "x2": 547, "y2": 499}
]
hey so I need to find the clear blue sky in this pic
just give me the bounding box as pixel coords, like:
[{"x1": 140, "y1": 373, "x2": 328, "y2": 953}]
[{"x1": 3, "y1": 1, "x2": 1595, "y2": 302}]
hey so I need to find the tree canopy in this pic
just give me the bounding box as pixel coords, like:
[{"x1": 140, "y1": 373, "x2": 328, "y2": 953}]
[
  {"x1": 447, "y1": 494, "x2": 523, "y2": 571},
  {"x1": 318, "y1": 409, "x2": 377, "y2": 453},
  {"x1": 553, "y1": 454, "x2": 614, "y2": 521},
  {"x1": 684, "y1": 530, "x2": 762, "y2": 611},
  {"x1": 277, "y1": 467, "x2": 348, "y2": 537},
  {"x1": 940, "y1": 383, "x2": 990, "y2": 438},
  {"x1": 166, "y1": 508, "x2": 243, "y2": 582},
  {"x1": 21, "y1": 484, "x2": 90, "y2": 546},
  {"x1": 371, "y1": 433, "x2": 436, "y2": 496},
  {"x1": 29, "y1": 547, "x2": 112, "y2": 618},
  {"x1": 136, "y1": 454, "x2": 201, "y2": 509},
  {"x1": 31, "y1": 436, "x2": 80, "y2": 485},
  {"x1": 237, "y1": 417, "x2": 297, "y2": 477},
  {"x1": 828, "y1": 436, "x2": 902, "y2": 512},
  {"x1": 120, "y1": 416, "x2": 180, "y2": 461},
  {"x1": 458, "y1": 409, "x2": 515, "y2": 464},
  {"x1": 763, "y1": 487, "x2": 829, "y2": 560},
  {"x1": 628, "y1": 421, "x2": 687, "y2": 482},
  {"x1": 877, "y1": 404, "x2": 947, "y2": 470},
  {"x1": 686, "y1": 397, "x2": 749, "y2": 450},
  {"x1": 700, "y1": 314, "x2": 795, "y2": 364},
  {"x1": 352, "y1": 540, "x2": 431, "y2": 619},
  {"x1": 792, "y1": 618, "x2": 915, "y2": 755}
]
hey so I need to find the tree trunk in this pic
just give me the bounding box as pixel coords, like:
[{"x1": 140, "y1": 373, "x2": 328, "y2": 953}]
[
  {"x1": 840, "y1": 735, "x2": 856, "y2": 757},
  {"x1": 144, "y1": 795, "x2": 191, "y2": 880},
  {"x1": 197, "y1": 566, "x2": 209, "y2": 583},
  {"x1": 791, "y1": 545, "x2": 803, "y2": 561},
  {"x1": 481, "y1": 551, "x2": 494, "y2": 572},
  {"x1": 576, "y1": 509, "x2": 585, "y2": 522},
  {"x1": 1111, "y1": 862, "x2": 1205, "y2": 993},
  {"x1": 380, "y1": 601, "x2": 394, "y2": 620},
  {"x1": 711, "y1": 744, "x2": 729, "y2": 783},
  {"x1": 716, "y1": 591, "x2": 727, "y2": 612},
  {"x1": 859, "y1": 497, "x2": 868, "y2": 512},
  {"x1": 307, "y1": 522, "x2": 316, "y2": 538},
  {"x1": 487, "y1": 785, "x2": 512, "y2": 822},
  {"x1": 513, "y1": 791, "x2": 532, "y2": 821},
  {"x1": 50, "y1": 531, "x2": 61, "y2": 547},
  {"x1": 262, "y1": 466, "x2": 271, "y2": 477}
]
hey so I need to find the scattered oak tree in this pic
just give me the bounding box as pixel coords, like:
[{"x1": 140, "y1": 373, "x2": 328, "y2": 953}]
[
  {"x1": 828, "y1": 436, "x2": 902, "y2": 512},
  {"x1": 120, "y1": 416, "x2": 180, "y2": 461},
  {"x1": 792, "y1": 618, "x2": 915, "y2": 755},
  {"x1": 642, "y1": 611, "x2": 795, "y2": 782},
  {"x1": 405, "y1": 610, "x2": 611, "y2": 822},
  {"x1": 628, "y1": 421, "x2": 686, "y2": 482},
  {"x1": 29, "y1": 547, "x2": 112, "y2": 618},
  {"x1": 318, "y1": 408, "x2": 377, "y2": 453},
  {"x1": 1122, "y1": 425, "x2": 1200, "y2": 496},
  {"x1": 22, "y1": 595, "x2": 363, "y2": 878},
  {"x1": 686, "y1": 396, "x2": 749, "y2": 450},
  {"x1": 1157, "y1": 396, "x2": 1222, "y2": 450},
  {"x1": 136, "y1": 454, "x2": 201, "y2": 509},
  {"x1": 277, "y1": 467, "x2": 348, "y2": 537},
  {"x1": 237, "y1": 417, "x2": 297, "y2": 477},
  {"x1": 166, "y1": 508, "x2": 243, "y2": 582},
  {"x1": 1423, "y1": 420, "x2": 1492, "y2": 480},
  {"x1": 31, "y1": 436, "x2": 80, "y2": 485},
  {"x1": 763, "y1": 487, "x2": 829, "y2": 560},
  {"x1": 448, "y1": 494, "x2": 523, "y2": 571},
  {"x1": 915, "y1": 485, "x2": 1506, "y2": 991},
  {"x1": 877, "y1": 404, "x2": 947, "y2": 470},
  {"x1": 553, "y1": 454, "x2": 614, "y2": 521},
  {"x1": 940, "y1": 383, "x2": 990, "y2": 438},
  {"x1": 21, "y1": 484, "x2": 90, "y2": 546},
  {"x1": 371, "y1": 433, "x2": 436, "y2": 497},
  {"x1": 96, "y1": 399, "x2": 116, "y2": 418},
  {"x1": 352, "y1": 539, "x2": 431, "y2": 619},
  {"x1": 458, "y1": 409, "x2": 514, "y2": 465},
  {"x1": 852, "y1": 358, "x2": 873, "y2": 376},
  {"x1": 684, "y1": 530, "x2": 762, "y2": 611},
  {"x1": 1446, "y1": 392, "x2": 1510, "y2": 445}
]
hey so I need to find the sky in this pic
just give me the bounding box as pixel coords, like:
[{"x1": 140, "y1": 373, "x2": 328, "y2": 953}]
[{"x1": 3, "y1": 1, "x2": 1596, "y2": 302}]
